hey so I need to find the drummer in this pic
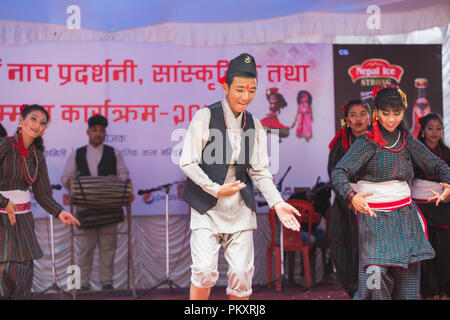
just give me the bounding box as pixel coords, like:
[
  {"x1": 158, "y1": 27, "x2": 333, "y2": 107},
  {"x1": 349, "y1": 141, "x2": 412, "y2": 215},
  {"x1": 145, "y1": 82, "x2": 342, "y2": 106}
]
[{"x1": 61, "y1": 114, "x2": 130, "y2": 291}]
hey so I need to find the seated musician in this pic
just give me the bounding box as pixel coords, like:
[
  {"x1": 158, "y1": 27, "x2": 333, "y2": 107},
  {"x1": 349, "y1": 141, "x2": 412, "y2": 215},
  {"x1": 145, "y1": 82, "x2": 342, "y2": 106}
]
[{"x1": 61, "y1": 114, "x2": 130, "y2": 291}]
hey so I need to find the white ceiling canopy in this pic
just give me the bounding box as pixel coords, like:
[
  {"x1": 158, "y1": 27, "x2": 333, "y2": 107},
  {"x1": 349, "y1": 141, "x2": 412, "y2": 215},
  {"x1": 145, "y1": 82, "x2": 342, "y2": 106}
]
[{"x1": 0, "y1": 0, "x2": 448, "y2": 46}]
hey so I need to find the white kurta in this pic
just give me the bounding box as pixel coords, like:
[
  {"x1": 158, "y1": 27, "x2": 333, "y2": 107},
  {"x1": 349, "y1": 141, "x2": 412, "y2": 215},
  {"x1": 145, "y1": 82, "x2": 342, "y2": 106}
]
[
  {"x1": 179, "y1": 99, "x2": 283, "y2": 234},
  {"x1": 61, "y1": 143, "x2": 129, "y2": 187},
  {"x1": 60, "y1": 143, "x2": 130, "y2": 288}
]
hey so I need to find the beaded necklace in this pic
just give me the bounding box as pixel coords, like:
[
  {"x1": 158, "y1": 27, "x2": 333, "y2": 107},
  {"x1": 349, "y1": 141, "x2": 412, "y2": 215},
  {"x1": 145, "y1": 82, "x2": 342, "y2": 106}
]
[
  {"x1": 385, "y1": 131, "x2": 401, "y2": 149},
  {"x1": 8, "y1": 132, "x2": 39, "y2": 185},
  {"x1": 383, "y1": 132, "x2": 406, "y2": 152}
]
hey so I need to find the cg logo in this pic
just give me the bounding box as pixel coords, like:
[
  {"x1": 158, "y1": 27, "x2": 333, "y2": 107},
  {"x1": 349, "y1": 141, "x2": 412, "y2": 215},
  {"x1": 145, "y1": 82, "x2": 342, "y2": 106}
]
[{"x1": 338, "y1": 48, "x2": 349, "y2": 56}]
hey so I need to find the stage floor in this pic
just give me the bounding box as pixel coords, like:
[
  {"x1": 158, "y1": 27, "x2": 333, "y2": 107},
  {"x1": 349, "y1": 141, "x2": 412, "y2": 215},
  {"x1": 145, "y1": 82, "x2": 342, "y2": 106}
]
[{"x1": 30, "y1": 281, "x2": 351, "y2": 300}]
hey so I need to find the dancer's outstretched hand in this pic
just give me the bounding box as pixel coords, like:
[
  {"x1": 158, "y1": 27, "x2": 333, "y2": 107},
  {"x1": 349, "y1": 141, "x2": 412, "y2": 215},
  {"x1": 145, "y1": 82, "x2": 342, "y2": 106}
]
[
  {"x1": 428, "y1": 183, "x2": 450, "y2": 206},
  {"x1": 59, "y1": 211, "x2": 81, "y2": 226},
  {"x1": 274, "y1": 201, "x2": 301, "y2": 231}
]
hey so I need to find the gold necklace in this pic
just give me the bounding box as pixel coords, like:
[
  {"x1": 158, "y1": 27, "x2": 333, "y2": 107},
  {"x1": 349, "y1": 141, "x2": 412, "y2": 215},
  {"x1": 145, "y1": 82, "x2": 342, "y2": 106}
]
[
  {"x1": 22, "y1": 148, "x2": 39, "y2": 184},
  {"x1": 10, "y1": 133, "x2": 39, "y2": 184}
]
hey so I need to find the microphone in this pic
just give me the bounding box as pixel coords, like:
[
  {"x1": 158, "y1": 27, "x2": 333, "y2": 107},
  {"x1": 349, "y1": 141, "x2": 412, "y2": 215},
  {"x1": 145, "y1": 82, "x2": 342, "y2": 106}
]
[
  {"x1": 138, "y1": 181, "x2": 185, "y2": 195},
  {"x1": 257, "y1": 201, "x2": 268, "y2": 207},
  {"x1": 137, "y1": 187, "x2": 160, "y2": 195},
  {"x1": 51, "y1": 184, "x2": 62, "y2": 190}
]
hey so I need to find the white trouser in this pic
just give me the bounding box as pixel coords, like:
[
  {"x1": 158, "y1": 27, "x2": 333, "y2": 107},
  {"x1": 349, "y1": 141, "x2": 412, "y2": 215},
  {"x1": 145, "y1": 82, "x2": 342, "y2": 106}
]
[{"x1": 190, "y1": 228, "x2": 254, "y2": 297}]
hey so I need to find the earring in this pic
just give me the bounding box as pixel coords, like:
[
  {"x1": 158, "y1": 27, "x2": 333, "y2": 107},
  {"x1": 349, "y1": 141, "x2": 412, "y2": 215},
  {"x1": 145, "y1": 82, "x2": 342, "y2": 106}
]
[{"x1": 41, "y1": 131, "x2": 46, "y2": 137}]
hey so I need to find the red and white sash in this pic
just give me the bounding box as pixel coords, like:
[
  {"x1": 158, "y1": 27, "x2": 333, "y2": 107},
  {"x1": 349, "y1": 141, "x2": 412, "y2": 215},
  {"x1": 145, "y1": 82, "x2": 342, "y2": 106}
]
[
  {"x1": 357, "y1": 180, "x2": 411, "y2": 211},
  {"x1": 411, "y1": 178, "x2": 443, "y2": 203},
  {"x1": 357, "y1": 180, "x2": 426, "y2": 233},
  {"x1": 0, "y1": 190, "x2": 31, "y2": 214}
]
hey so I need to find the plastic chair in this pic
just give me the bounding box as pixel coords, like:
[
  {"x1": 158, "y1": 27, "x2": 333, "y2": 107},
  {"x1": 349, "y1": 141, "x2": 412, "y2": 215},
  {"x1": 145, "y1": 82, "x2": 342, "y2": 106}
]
[
  {"x1": 310, "y1": 206, "x2": 331, "y2": 285},
  {"x1": 267, "y1": 199, "x2": 322, "y2": 290}
]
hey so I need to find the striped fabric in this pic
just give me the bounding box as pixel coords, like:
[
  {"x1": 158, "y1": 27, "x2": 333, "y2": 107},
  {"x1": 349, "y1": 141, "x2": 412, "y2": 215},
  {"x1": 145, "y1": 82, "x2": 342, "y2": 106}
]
[
  {"x1": 331, "y1": 128, "x2": 450, "y2": 204},
  {"x1": 0, "y1": 213, "x2": 43, "y2": 262},
  {"x1": 331, "y1": 126, "x2": 450, "y2": 299},
  {"x1": 367, "y1": 197, "x2": 411, "y2": 211},
  {"x1": 354, "y1": 262, "x2": 420, "y2": 300},
  {"x1": 420, "y1": 224, "x2": 450, "y2": 298},
  {"x1": 413, "y1": 142, "x2": 450, "y2": 298},
  {"x1": 0, "y1": 135, "x2": 62, "y2": 262},
  {"x1": 412, "y1": 142, "x2": 450, "y2": 182},
  {"x1": 331, "y1": 127, "x2": 450, "y2": 269},
  {"x1": 327, "y1": 133, "x2": 359, "y2": 298},
  {"x1": 357, "y1": 203, "x2": 434, "y2": 268},
  {"x1": 328, "y1": 197, "x2": 359, "y2": 298},
  {"x1": 0, "y1": 135, "x2": 64, "y2": 216},
  {"x1": 412, "y1": 144, "x2": 450, "y2": 227},
  {"x1": 327, "y1": 132, "x2": 358, "y2": 181},
  {"x1": 0, "y1": 260, "x2": 34, "y2": 299}
]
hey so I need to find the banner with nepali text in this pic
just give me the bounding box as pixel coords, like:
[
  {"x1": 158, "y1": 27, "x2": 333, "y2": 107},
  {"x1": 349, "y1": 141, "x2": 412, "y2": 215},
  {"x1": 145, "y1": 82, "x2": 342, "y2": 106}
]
[{"x1": 0, "y1": 42, "x2": 334, "y2": 216}]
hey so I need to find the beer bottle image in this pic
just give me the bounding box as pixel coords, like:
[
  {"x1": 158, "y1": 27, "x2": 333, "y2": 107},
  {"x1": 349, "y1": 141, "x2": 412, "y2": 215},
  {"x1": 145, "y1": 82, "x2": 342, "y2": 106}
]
[{"x1": 411, "y1": 78, "x2": 431, "y2": 138}]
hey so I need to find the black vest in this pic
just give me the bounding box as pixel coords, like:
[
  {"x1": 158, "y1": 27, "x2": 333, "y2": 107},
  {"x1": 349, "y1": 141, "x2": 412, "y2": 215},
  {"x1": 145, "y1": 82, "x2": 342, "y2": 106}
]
[
  {"x1": 182, "y1": 101, "x2": 256, "y2": 214},
  {"x1": 75, "y1": 144, "x2": 117, "y2": 177}
]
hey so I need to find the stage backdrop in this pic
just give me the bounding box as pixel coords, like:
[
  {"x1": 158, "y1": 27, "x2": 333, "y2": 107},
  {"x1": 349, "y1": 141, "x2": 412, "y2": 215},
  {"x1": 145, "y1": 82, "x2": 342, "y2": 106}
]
[
  {"x1": 333, "y1": 44, "x2": 443, "y2": 137},
  {"x1": 0, "y1": 42, "x2": 335, "y2": 216}
]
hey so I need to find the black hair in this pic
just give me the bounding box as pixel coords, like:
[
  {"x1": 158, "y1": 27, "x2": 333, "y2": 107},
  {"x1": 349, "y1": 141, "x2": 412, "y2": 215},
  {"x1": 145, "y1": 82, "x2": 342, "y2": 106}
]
[
  {"x1": 0, "y1": 123, "x2": 7, "y2": 137},
  {"x1": 417, "y1": 113, "x2": 447, "y2": 147},
  {"x1": 266, "y1": 90, "x2": 287, "y2": 112},
  {"x1": 374, "y1": 87, "x2": 406, "y2": 113},
  {"x1": 342, "y1": 99, "x2": 372, "y2": 136},
  {"x1": 374, "y1": 87, "x2": 409, "y2": 135},
  {"x1": 343, "y1": 99, "x2": 370, "y2": 117},
  {"x1": 297, "y1": 90, "x2": 312, "y2": 105},
  {"x1": 225, "y1": 71, "x2": 257, "y2": 88},
  {"x1": 88, "y1": 114, "x2": 108, "y2": 128},
  {"x1": 16, "y1": 104, "x2": 49, "y2": 152}
]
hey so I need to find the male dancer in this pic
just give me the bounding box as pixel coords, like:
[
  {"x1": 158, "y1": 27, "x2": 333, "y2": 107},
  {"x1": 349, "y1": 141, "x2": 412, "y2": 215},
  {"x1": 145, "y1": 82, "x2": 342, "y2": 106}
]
[{"x1": 180, "y1": 53, "x2": 301, "y2": 300}]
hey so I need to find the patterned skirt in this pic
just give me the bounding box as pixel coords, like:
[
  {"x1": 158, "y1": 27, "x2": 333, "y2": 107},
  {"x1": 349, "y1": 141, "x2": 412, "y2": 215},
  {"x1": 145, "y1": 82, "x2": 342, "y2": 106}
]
[
  {"x1": 357, "y1": 202, "x2": 435, "y2": 268},
  {"x1": 417, "y1": 201, "x2": 450, "y2": 297},
  {"x1": 328, "y1": 196, "x2": 359, "y2": 298},
  {"x1": 0, "y1": 212, "x2": 43, "y2": 263}
]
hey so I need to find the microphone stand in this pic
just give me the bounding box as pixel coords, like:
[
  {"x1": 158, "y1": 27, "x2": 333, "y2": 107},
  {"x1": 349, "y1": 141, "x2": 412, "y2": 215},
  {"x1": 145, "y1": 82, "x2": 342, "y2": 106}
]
[
  {"x1": 34, "y1": 185, "x2": 72, "y2": 300},
  {"x1": 136, "y1": 181, "x2": 185, "y2": 297}
]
